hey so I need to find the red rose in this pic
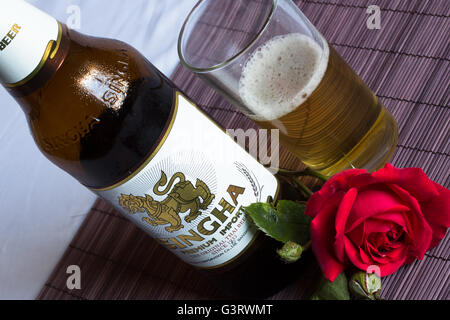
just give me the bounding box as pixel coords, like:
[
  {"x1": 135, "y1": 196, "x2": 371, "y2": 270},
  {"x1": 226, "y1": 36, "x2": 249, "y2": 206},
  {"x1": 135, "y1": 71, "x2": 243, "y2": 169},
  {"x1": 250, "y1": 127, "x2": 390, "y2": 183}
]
[{"x1": 305, "y1": 164, "x2": 450, "y2": 281}]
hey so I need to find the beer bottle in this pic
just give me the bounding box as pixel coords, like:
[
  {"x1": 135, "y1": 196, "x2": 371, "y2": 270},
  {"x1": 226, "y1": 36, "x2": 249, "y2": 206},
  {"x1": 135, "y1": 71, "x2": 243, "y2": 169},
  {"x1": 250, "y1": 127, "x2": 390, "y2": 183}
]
[{"x1": 1, "y1": 0, "x2": 303, "y2": 298}]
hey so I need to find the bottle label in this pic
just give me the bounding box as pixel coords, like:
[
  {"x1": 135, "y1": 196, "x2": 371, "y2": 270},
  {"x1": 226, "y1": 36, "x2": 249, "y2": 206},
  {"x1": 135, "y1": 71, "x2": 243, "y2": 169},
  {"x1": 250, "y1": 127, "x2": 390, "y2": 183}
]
[
  {"x1": 94, "y1": 92, "x2": 279, "y2": 268},
  {"x1": 0, "y1": 0, "x2": 60, "y2": 86}
]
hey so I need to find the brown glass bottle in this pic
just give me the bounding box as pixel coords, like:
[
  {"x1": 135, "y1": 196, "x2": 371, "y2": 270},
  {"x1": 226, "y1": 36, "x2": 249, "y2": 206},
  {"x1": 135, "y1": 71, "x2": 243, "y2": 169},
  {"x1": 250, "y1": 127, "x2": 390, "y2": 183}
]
[{"x1": 1, "y1": 2, "x2": 306, "y2": 299}]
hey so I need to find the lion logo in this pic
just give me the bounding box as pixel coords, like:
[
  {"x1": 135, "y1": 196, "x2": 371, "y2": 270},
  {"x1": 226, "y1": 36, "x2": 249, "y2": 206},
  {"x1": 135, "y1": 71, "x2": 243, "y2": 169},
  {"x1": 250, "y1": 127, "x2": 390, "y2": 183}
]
[{"x1": 119, "y1": 171, "x2": 215, "y2": 233}]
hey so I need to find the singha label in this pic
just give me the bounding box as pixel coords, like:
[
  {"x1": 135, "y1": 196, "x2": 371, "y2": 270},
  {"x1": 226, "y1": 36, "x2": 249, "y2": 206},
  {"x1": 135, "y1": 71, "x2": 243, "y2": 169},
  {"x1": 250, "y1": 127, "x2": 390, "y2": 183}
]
[
  {"x1": 94, "y1": 93, "x2": 278, "y2": 268},
  {"x1": 119, "y1": 171, "x2": 215, "y2": 233}
]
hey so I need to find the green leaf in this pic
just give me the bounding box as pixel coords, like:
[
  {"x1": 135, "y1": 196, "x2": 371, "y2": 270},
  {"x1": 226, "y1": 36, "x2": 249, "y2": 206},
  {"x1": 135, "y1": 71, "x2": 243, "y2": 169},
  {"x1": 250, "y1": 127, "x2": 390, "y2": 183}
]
[
  {"x1": 277, "y1": 241, "x2": 303, "y2": 263},
  {"x1": 310, "y1": 273, "x2": 350, "y2": 300},
  {"x1": 243, "y1": 200, "x2": 311, "y2": 245},
  {"x1": 276, "y1": 200, "x2": 312, "y2": 244}
]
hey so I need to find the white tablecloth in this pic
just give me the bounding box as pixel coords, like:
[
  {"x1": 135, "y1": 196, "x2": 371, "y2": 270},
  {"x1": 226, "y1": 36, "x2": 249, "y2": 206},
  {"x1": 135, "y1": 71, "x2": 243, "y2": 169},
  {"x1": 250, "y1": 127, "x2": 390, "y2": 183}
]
[{"x1": 0, "y1": 0, "x2": 197, "y2": 299}]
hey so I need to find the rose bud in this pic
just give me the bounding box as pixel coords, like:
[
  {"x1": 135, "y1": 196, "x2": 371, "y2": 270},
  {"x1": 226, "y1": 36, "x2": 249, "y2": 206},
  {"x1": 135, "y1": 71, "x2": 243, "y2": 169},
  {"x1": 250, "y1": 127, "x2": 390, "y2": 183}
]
[
  {"x1": 349, "y1": 271, "x2": 382, "y2": 300},
  {"x1": 277, "y1": 241, "x2": 303, "y2": 263}
]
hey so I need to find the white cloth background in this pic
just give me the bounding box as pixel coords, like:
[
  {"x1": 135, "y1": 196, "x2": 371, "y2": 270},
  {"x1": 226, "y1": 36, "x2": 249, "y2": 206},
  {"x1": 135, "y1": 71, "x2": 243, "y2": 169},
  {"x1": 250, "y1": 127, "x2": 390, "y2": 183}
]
[{"x1": 0, "y1": 0, "x2": 197, "y2": 299}]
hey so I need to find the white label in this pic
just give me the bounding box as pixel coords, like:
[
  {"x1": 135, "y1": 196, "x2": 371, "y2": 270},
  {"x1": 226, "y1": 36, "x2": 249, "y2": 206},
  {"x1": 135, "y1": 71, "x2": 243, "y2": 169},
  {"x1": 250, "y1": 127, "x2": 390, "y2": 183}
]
[
  {"x1": 0, "y1": 0, "x2": 58, "y2": 84},
  {"x1": 96, "y1": 92, "x2": 279, "y2": 268}
]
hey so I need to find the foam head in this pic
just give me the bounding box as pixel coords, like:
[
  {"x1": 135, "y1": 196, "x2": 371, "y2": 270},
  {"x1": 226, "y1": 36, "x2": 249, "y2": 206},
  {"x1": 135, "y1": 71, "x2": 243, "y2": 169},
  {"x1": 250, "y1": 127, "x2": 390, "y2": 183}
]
[{"x1": 239, "y1": 33, "x2": 329, "y2": 121}]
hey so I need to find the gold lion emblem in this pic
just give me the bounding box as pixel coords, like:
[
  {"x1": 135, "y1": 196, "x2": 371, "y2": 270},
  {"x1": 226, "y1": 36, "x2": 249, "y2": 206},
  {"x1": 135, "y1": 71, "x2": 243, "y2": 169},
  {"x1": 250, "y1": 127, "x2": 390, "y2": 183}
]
[{"x1": 119, "y1": 171, "x2": 215, "y2": 233}]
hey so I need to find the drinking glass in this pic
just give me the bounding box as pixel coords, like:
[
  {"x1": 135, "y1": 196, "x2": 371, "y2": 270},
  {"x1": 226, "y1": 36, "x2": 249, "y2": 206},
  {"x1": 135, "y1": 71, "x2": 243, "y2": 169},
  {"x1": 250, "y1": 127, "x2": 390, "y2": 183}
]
[{"x1": 178, "y1": 0, "x2": 398, "y2": 176}]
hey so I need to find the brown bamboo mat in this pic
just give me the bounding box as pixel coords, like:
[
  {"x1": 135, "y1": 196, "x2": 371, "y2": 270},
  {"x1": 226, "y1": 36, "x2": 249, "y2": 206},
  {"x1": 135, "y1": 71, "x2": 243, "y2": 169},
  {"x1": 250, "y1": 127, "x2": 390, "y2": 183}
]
[{"x1": 37, "y1": 0, "x2": 449, "y2": 300}]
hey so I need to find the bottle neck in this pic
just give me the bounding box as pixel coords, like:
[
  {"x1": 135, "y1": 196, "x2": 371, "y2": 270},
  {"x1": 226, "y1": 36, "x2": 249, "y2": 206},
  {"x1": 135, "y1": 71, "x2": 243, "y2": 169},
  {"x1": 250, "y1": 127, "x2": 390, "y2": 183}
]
[{"x1": 0, "y1": 0, "x2": 69, "y2": 97}]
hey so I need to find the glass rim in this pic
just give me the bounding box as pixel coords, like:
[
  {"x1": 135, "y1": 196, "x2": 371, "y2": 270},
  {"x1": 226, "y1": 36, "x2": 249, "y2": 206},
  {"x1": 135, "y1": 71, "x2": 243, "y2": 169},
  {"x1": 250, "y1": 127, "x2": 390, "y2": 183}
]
[{"x1": 178, "y1": 0, "x2": 277, "y2": 74}]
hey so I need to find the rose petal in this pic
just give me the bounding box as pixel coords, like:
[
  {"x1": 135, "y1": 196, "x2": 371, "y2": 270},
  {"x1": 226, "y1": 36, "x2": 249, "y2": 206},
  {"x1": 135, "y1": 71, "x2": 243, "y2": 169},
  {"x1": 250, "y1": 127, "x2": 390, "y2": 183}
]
[
  {"x1": 344, "y1": 236, "x2": 371, "y2": 271},
  {"x1": 309, "y1": 192, "x2": 346, "y2": 281},
  {"x1": 371, "y1": 211, "x2": 408, "y2": 232},
  {"x1": 346, "y1": 222, "x2": 365, "y2": 247},
  {"x1": 334, "y1": 188, "x2": 358, "y2": 262},
  {"x1": 305, "y1": 169, "x2": 367, "y2": 218},
  {"x1": 386, "y1": 245, "x2": 409, "y2": 261},
  {"x1": 378, "y1": 256, "x2": 408, "y2": 277},
  {"x1": 352, "y1": 164, "x2": 440, "y2": 202},
  {"x1": 358, "y1": 245, "x2": 372, "y2": 264},
  {"x1": 365, "y1": 235, "x2": 406, "y2": 264},
  {"x1": 365, "y1": 241, "x2": 391, "y2": 265},
  {"x1": 365, "y1": 218, "x2": 394, "y2": 234},
  {"x1": 419, "y1": 181, "x2": 450, "y2": 248},
  {"x1": 345, "y1": 237, "x2": 407, "y2": 277},
  {"x1": 388, "y1": 184, "x2": 433, "y2": 260},
  {"x1": 345, "y1": 186, "x2": 410, "y2": 232}
]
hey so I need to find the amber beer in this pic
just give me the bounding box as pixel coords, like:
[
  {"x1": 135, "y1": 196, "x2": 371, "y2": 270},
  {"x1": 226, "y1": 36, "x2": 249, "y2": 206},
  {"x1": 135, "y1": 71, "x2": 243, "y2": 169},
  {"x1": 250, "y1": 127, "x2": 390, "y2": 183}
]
[
  {"x1": 1, "y1": 1, "x2": 303, "y2": 298},
  {"x1": 239, "y1": 33, "x2": 398, "y2": 176}
]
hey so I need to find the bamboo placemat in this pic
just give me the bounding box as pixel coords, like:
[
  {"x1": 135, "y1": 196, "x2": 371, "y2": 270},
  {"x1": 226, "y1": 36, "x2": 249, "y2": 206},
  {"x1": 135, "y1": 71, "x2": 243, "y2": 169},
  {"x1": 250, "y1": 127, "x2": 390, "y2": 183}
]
[{"x1": 38, "y1": 0, "x2": 449, "y2": 300}]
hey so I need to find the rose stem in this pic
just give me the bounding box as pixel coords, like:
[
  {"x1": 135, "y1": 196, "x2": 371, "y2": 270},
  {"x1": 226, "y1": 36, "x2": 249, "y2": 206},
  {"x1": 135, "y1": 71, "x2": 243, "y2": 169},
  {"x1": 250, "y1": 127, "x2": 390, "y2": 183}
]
[
  {"x1": 277, "y1": 168, "x2": 329, "y2": 182},
  {"x1": 302, "y1": 240, "x2": 312, "y2": 251},
  {"x1": 292, "y1": 178, "x2": 313, "y2": 198}
]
